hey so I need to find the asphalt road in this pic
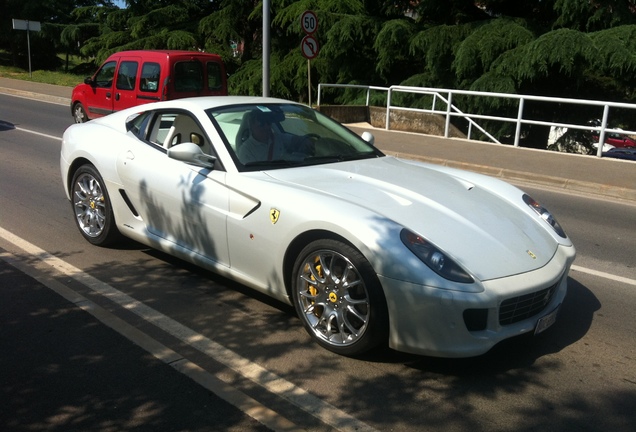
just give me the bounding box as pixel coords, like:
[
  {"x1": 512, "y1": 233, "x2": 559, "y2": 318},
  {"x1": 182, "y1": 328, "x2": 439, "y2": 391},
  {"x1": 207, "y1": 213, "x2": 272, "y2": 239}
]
[
  {"x1": 1, "y1": 93, "x2": 635, "y2": 432},
  {"x1": 0, "y1": 259, "x2": 272, "y2": 432}
]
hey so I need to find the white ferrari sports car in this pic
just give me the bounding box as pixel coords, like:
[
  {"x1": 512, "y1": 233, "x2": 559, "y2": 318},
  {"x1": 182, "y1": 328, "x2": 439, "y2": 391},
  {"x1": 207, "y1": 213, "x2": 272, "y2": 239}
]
[{"x1": 60, "y1": 96, "x2": 576, "y2": 357}]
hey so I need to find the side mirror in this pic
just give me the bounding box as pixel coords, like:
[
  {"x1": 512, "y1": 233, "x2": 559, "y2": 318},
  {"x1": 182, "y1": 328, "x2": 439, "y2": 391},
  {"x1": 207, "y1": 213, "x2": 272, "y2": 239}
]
[
  {"x1": 361, "y1": 131, "x2": 375, "y2": 146},
  {"x1": 84, "y1": 77, "x2": 95, "y2": 86},
  {"x1": 168, "y1": 142, "x2": 216, "y2": 168}
]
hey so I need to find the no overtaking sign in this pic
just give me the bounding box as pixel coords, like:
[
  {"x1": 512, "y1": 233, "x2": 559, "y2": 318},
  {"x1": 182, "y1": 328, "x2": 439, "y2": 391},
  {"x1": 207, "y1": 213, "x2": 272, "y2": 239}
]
[
  {"x1": 301, "y1": 35, "x2": 319, "y2": 60},
  {"x1": 300, "y1": 11, "x2": 319, "y2": 59},
  {"x1": 300, "y1": 10, "x2": 319, "y2": 105}
]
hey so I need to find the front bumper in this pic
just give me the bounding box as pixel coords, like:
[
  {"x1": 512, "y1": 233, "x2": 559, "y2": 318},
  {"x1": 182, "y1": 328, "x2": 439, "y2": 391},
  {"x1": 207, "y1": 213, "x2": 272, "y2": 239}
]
[{"x1": 380, "y1": 244, "x2": 576, "y2": 358}]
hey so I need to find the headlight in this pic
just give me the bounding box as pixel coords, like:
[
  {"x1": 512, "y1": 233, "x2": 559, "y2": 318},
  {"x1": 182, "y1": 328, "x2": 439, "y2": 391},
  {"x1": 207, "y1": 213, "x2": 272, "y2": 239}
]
[
  {"x1": 400, "y1": 229, "x2": 474, "y2": 284},
  {"x1": 522, "y1": 194, "x2": 567, "y2": 238}
]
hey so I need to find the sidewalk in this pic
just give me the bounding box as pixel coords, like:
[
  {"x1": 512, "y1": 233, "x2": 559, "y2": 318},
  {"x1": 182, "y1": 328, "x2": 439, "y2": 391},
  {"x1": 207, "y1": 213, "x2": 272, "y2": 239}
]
[
  {"x1": 1, "y1": 76, "x2": 634, "y2": 202},
  {"x1": 0, "y1": 76, "x2": 71, "y2": 105}
]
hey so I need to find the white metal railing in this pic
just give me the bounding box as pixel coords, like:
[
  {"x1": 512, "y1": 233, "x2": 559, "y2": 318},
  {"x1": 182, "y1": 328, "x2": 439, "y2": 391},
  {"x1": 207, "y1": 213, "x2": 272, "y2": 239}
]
[{"x1": 317, "y1": 83, "x2": 636, "y2": 158}]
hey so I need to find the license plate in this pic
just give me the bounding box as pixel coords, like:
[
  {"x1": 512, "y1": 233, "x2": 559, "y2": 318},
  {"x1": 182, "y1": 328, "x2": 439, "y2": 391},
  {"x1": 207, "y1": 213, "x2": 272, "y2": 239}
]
[{"x1": 535, "y1": 305, "x2": 560, "y2": 335}]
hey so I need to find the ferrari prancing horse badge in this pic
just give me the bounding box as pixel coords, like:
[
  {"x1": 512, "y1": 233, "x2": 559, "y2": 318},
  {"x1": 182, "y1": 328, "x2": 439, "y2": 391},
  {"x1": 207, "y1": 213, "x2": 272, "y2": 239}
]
[{"x1": 270, "y1": 208, "x2": 280, "y2": 224}]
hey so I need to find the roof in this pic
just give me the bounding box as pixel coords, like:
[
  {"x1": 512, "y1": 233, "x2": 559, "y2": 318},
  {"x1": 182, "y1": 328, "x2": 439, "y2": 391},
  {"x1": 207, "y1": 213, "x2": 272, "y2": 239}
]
[
  {"x1": 92, "y1": 96, "x2": 305, "y2": 127},
  {"x1": 150, "y1": 96, "x2": 301, "y2": 110},
  {"x1": 105, "y1": 50, "x2": 223, "y2": 60}
]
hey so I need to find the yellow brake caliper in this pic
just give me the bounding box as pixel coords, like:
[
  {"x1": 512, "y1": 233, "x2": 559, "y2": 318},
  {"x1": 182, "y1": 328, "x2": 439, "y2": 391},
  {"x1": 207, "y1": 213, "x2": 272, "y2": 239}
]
[{"x1": 309, "y1": 258, "x2": 322, "y2": 315}]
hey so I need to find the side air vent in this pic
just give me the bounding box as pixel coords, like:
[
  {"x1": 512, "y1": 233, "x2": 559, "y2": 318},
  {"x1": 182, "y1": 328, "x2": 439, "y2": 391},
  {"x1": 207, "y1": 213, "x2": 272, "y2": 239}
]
[{"x1": 119, "y1": 190, "x2": 139, "y2": 217}]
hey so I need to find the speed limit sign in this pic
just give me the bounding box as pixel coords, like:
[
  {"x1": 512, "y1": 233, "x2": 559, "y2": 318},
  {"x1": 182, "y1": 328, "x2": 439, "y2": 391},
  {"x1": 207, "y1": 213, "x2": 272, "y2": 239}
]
[{"x1": 301, "y1": 10, "x2": 318, "y2": 34}]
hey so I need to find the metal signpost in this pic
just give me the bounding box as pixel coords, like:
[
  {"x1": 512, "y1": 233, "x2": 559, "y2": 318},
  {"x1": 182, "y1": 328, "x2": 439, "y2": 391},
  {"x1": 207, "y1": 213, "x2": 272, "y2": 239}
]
[
  {"x1": 263, "y1": 0, "x2": 271, "y2": 96},
  {"x1": 300, "y1": 11, "x2": 319, "y2": 106},
  {"x1": 12, "y1": 19, "x2": 41, "y2": 78}
]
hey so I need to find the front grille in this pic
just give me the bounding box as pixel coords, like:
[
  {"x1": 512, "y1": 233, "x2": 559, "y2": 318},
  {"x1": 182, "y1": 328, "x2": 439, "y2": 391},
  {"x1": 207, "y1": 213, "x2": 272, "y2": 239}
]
[{"x1": 499, "y1": 283, "x2": 558, "y2": 326}]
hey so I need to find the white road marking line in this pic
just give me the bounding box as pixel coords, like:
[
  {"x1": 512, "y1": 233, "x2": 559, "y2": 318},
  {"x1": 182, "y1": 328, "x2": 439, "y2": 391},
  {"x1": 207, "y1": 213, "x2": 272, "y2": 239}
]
[
  {"x1": 14, "y1": 126, "x2": 63, "y2": 141},
  {"x1": 1, "y1": 121, "x2": 63, "y2": 141},
  {"x1": 571, "y1": 265, "x2": 636, "y2": 286},
  {"x1": 0, "y1": 226, "x2": 379, "y2": 432}
]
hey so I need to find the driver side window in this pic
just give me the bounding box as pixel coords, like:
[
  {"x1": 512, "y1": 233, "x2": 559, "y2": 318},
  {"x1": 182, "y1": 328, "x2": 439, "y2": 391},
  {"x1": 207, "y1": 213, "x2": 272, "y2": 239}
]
[{"x1": 95, "y1": 61, "x2": 116, "y2": 87}]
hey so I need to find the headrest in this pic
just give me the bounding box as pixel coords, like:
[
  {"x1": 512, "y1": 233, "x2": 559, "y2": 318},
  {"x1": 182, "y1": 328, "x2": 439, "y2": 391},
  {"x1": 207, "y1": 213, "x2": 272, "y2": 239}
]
[{"x1": 250, "y1": 108, "x2": 284, "y2": 125}]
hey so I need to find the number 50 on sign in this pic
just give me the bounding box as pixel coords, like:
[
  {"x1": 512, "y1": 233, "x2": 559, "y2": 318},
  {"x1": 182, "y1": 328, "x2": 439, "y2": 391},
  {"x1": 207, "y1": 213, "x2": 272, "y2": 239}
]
[{"x1": 301, "y1": 10, "x2": 318, "y2": 34}]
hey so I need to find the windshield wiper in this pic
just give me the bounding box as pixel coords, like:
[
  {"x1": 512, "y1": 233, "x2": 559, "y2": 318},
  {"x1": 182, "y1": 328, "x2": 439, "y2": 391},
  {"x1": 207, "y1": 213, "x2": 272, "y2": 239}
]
[
  {"x1": 244, "y1": 159, "x2": 297, "y2": 168},
  {"x1": 303, "y1": 153, "x2": 379, "y2": 164},
  {"x1": 303, "y1": 155, "x2": 344, "y2": 163}
]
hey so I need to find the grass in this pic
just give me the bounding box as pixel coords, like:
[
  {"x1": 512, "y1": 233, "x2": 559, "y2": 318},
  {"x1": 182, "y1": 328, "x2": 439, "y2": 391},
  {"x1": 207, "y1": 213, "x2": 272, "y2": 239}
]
[
  {"x1": 0, "y1": 51, "x2": 92, "y2": 87},
  {"x1": 0, "y1": 66, "x2": 84, "y2": 87}
]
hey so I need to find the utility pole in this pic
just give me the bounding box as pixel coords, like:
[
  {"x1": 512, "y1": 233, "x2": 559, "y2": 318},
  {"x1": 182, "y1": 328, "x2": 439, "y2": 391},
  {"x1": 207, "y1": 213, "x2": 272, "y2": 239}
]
[{"x1": 262, "y1": 0, "x2": 270, "y2": 97}]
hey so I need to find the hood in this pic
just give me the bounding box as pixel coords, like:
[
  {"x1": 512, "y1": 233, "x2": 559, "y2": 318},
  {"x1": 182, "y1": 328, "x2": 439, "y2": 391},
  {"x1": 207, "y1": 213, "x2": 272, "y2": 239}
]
[{"x1": 266, "y1": 157, "x2": 559, "y2": 281}]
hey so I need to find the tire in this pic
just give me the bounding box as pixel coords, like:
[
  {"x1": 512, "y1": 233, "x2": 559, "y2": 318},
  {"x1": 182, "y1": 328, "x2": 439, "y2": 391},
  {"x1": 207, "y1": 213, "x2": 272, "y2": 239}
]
[
  {"x1": 291, "y1": 239, "x2": 389, "y2": 356},
  {"x1": 73, "y1": 102, "x2": 88, "y2": 123},
  {"x1": 70, "y1": 165, "x2": 120, "y2": 246}
]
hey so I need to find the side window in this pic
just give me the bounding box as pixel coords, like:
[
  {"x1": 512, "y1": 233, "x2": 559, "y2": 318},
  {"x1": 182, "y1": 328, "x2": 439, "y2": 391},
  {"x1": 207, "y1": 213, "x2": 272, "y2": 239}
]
[
  {"x1": 207, "y1": 61, "x2": 222, "y2": 90},
  {"x1": 126, "y1": 112, "x2": 153, "y2": 140},
  {"x1": 126, "y1": 111, "x2": 175, "y2": 149},
  {"x1": 95, "y1": 61, "x2": 116, "y2": 87},
  {"x1": 151, "y1": 113, "x2": 177, "y2": 147},
  {"x1": 174, "y1": 61, "x2": 203, "y2": 92},
  {"x1": 116, "y1": 61, "x2": 138, "y2": 91},
  {"x1": 140, "y1": 62, "x2": 160, "y2": 92}
]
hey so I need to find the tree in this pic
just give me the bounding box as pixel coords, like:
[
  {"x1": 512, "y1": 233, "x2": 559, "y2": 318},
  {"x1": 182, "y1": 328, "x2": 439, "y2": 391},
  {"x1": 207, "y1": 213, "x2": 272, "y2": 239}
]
[
  {"x1": 79, "y1": 1, "x2": 219, "y2": 63},
  {"x1": 398, "y1": 1, "x2": 636, "y2": 146},
  {"x1": 4, "y1": 0, "x2": 636, "y2": 146},
  {"x1": 1, "y1": 1, "x2": 113, "y2": 68}
]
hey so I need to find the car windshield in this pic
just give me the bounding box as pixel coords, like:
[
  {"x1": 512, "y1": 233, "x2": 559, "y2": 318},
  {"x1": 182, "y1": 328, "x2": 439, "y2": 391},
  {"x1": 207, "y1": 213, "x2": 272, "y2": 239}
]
[{"x1": 206, "y1": 103, "x2": 383, "y2": 171}]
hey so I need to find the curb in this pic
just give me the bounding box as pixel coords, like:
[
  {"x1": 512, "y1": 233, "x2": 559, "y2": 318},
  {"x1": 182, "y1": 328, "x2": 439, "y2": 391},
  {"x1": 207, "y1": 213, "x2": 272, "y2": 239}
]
[{"x1": 0, "y1": 86, "x2": 70, "y2": 106}]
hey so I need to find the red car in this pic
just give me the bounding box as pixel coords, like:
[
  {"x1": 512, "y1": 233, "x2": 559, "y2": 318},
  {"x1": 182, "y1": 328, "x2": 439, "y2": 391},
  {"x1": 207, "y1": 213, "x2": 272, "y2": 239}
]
[
  {"x1": 71, "y1": 50, "x2": 227, "y2": 123},
  {"x1": 588, "y1": 119, "x2": 636, "y2": 148},
  {"x1": 595, "y1": 131, "x2": 636, "y2": 148}
]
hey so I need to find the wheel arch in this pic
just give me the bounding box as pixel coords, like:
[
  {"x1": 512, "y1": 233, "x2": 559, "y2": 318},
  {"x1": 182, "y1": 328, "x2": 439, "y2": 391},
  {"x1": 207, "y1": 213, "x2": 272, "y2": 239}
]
[
  {"x1": 70, "y1": 100, "x2": 80, "y2": 116},
  {"x1": 66, "y1": 157, "x2": 93, "y2": 196}
]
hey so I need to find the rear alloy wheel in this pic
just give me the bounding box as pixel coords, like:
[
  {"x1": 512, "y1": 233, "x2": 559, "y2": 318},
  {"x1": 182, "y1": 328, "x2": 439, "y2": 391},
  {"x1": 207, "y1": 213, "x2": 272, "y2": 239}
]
[
  {"x1": 71, "y1": 165, "x2": 120, "y2": 246},
  {"x1": 292, "y1": 239, "x2": 388, "y2": 356},
  {"x1": 73, "y1": 103, "x2": 88, "y2": 123}
]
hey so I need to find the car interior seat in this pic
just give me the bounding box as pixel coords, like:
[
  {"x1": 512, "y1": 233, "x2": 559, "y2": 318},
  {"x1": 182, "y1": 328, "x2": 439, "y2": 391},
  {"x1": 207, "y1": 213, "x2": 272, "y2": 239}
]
[
  {"x1": 163, "y1": 115, "x2": 206, "y2": 152},
  {"x1": 235, "y1": 110, "x2": 255, "y2": 154}
]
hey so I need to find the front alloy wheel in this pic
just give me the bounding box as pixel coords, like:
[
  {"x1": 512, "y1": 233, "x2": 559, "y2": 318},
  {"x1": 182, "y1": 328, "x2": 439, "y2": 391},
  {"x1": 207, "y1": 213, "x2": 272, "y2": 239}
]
[
  {"x1": 73, "y1": 103, "x2": 88, "y2": 123},
  {"x1": 292, "y1": 239, "x2": 388, "y2": 356},
  {"x1": 71, "y1": 165, "x2": 119, "y2": 246}
]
